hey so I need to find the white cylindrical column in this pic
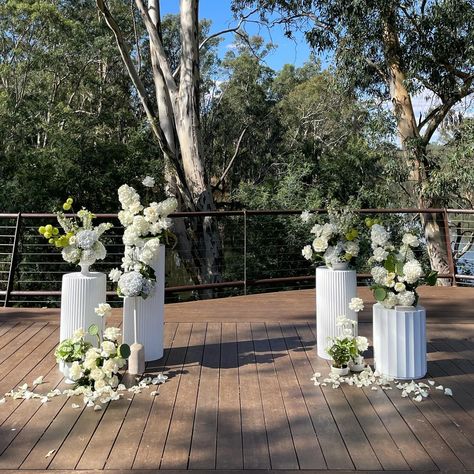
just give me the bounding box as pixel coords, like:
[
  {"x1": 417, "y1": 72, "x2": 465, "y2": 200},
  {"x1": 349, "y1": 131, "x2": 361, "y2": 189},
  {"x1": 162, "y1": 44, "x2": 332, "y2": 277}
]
[
  {"x1": 60, "y1": 271, "x2": 106, "y2": 344},
  {"x1": 316, "y1": 266, "x2": 357, "y2": 359},
  {"x1": 122, "y1": 245, "x2": 165, "y2": 361},
  {"x1": 373, "y1": 304, "x2": 426, "y2": 380}
]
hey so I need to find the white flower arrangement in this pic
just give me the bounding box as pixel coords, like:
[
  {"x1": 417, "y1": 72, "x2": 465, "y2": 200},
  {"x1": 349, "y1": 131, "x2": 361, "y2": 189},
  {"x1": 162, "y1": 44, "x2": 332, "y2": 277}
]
[
  {"x1": 68, "y1": 321, "x2": 130, "y2": 395},
  {"x1": 110, "y1": 181, "x2": 178, "y2": 299},
  {"x1": 367, "y1": 221, "x2": 437, "y2": 309},
  {"x1": 301, "y1": 206, "x2": 360, "y2": 268},
  {"x1": 38, "y1": 198, "x2": 113, "y2": 268}
]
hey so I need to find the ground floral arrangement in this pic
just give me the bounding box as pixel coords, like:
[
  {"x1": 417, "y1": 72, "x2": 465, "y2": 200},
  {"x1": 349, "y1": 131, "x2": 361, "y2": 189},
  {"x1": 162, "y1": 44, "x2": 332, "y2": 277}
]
[{"x1": 310, "y1": 367, "x2": 453, "y2": 402}]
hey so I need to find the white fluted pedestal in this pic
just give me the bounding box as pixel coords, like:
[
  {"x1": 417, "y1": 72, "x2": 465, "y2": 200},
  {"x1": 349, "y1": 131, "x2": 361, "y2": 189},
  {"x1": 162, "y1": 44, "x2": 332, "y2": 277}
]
[
  {"x1": 316, "y1": 266, "x2": 357, "y2": 359},
  {"x1": 373, "y1": 304, "x2": 426, "y2": 380},
  {"x1": 123, "y1": 245, "x2": 165, "y2": 361},
  {"x1": 60, "y1": 270, "x2": 106, "y2": 344}
]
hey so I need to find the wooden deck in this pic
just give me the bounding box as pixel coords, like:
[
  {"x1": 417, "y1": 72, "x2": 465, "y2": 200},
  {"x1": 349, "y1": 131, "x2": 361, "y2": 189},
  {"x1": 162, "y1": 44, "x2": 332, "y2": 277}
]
[{"x1": 0, "y1": 286, "x2": 473, "y2": 473}]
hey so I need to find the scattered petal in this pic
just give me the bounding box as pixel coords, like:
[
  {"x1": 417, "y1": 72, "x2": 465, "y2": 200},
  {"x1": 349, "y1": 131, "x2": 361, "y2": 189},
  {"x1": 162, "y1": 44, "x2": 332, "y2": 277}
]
[
  {"x1": 71, "y1": 403, "x2": 80, "y2": 409},
  {"x1": 371, "y1": 386, "x2": 378, "y2": 391},
  {"x1": 435, "y1": 385, "x2": 444, "y2": 391},
  {"x1": 0, "y1": 398, "x2": 5, "y2": 404},
  {"x1": 33, "y1": 376, "x2": 44, "y2": 386},
  {"x1": 428, "y1": 380, "x2": 435, "y2": 386},
  {"x1": 93, "y1": 404, "x2": 102, "y2": 411},
  {"x1": 413, "y1": 395, "x2": 423, "y2": 402},
  {"x1": 45, "y1": 449, "x2": 55, "y2": 458},
  {"x1": 444, "y1": 388, "x2": 453, "y2": 396},
  {"x1": 150, "y1": 391, "x2": 158, "y2": 396}
]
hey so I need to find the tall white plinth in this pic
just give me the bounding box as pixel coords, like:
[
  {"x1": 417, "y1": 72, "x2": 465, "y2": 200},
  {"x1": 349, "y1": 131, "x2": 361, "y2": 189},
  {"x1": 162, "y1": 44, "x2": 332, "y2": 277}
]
[
  {"x1": 316, "y1": 266, "x2": 357, "y2": 359},
  {"x1": 373, "y1": 304, "x2": 426, "y2": 380},
  {"x1": 123, "y1": 245, "x2": 165, "y2": 362},
  {"x1": 60, "y1": 271, "x2": 106, "y2": 344}
]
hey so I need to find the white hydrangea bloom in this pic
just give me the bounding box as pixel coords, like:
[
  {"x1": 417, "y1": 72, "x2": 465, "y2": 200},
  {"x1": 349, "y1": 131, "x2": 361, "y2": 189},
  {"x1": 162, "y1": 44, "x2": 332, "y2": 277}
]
[
  {"x1": 349, "y1": 297, "x2": 364, "y2": 312},
  {"x1": 355, "y1": 336, "x2": 369, "y2": 353},
  {"x1": 321, "y1": 223, "x2": 337, "y2": 238},
  {"x1": 403, "y1": 260, "x2": 424, "y2": 284},
  {"x1": 118, "y1": 210, "x2": 134, "y2": 226},
  {"x1": 118, "y1": 271, "x2": 145, "y2": 297},
  {"x1": 344, "y1": 240, "x2": 359, "y2": 256},
  {"x1": 144, "y1": 204, "x2": 160, "y2": 223},
  {"x1": 310, "y1": 223, "x2": 322, "y2": 235},
  {"x1": 109, "y1": 268, "x2": 122, "y2": 282},
  {"x1": 62, "y1": 245, "x2": 81, "y2": 263},
  {"x1": 371, "y1": 224, "x2": 390, "y2": 247},
  {"x1": 382, "y1": 292, "x2": 398, "y2": 309},
  {"x1": 402, "y1": 233, "x2": 419, "y2": 247},
  {"x1": 371, "y1": 266, "x2": 388, "y2": 285},
  {"x1": 72, "y1": 328, "x2": 85, "y2": 342},
  {"x1": 142, "y1": 176, "x2": 155, "y2": 187},
  {"x1": 397, "y1": 290, "x2": 416, "y2": 307},
  {"x1": 302, "y1": 245, "x2": 313, "y2": 260},
  {"x1": 75, "y1": 230, "x2": 98, "y2": 250},
  {"x1": 157, "y1": 197, "x2": 178, "y2": 217},
  {"x1": 373, "y1": 247, "x2": 388, "y2": 262},
  {"x1": 300, "y1": 210, "x2": 311, "y2": 223}
]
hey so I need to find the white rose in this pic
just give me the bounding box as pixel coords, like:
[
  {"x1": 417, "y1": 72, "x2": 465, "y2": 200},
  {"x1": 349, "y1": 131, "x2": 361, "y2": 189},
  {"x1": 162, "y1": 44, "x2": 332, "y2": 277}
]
[
  {"x1": 104, "y1": 327, "x2": 121, "y2": 341},
  {"x1": 94, "y1": 379, "x2": 107, "y2": 391},
  {"x1": 84, "y1": 358, "x2": 98, "y2": 371},
  {"x1": 72, "y1": 328, "x2": 85, "y2": 342},
  {"x1": 69, "y1": 362, "x2": 83, "y2": 381},
  {"x1": 321, "y1": 223, "x2": 336, "y2": 238},
  {"x1": 108, "y1": 375, "x2": 119, "y2": 388},
  {"x1": 312, "y1": 237, "x2": 328, "y2": 253},
  {"x1": 310, "y1": 223, "x2": 322, "y2": 235},
  {"x1": 394, "y1": 282, "x2": 406, "y2": 293},
  {"x1": 301, "y1": 245, "x2": 313, "y2": 261},
  {"x1": 101, "y1": 341, "x2": 116, "y2": 357},
  {"x1": 95, "y1": 303, "x2": 112, "y2": 318},
  {"x1": 102, "y1": 358, "x2": 119, "y2": 377},
  {"x1": 90, "y1": 368, "x2": 105, "y2": 381}
]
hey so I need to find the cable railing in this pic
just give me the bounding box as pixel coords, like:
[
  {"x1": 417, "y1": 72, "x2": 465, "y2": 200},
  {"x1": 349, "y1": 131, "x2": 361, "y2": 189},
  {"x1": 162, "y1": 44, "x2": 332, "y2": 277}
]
[{"x1": 0, "y1": 208, "x2": 472, "y2": 307}]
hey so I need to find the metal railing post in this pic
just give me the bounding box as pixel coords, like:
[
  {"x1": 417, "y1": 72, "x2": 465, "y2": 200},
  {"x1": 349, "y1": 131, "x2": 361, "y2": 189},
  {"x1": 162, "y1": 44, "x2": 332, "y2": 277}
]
[
  {"x1": 243, "y1": 210, "x2": 247, "y2": 295},
  {"x1": 443, "y1": 209, "x2": 457, "y2": 286},
  {"x1": 4, "y1": 212, "x2": 22, "y2": 307}
]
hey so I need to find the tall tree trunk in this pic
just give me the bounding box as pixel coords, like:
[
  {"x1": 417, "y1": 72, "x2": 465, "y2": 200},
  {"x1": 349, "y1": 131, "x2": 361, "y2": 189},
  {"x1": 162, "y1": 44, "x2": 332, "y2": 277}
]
[
  {"x1": 98, "y1": 0, "x2": 222, "y2": 293},
  {"x1": 382, "y1": 11, "x2": 451, "y2": 282}
]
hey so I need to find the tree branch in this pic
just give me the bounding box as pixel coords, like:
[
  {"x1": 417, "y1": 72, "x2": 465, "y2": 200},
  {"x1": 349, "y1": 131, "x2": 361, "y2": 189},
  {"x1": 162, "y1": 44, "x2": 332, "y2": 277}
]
[
  {"x1": 213, "y1": 125, "x2": 249, "y2": 189},
  {"x1": 134, "y1": 0, "x2": 177, "y2": 96},
  {"x1": 96, "y1": 0, "x2": 176, "y2": 162}
]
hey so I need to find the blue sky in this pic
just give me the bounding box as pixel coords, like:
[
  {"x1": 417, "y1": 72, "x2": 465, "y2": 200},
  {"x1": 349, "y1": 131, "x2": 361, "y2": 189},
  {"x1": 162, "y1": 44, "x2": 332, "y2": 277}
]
[{"x1": 160, "y1": 0, "x2": 314, "y2": 71}]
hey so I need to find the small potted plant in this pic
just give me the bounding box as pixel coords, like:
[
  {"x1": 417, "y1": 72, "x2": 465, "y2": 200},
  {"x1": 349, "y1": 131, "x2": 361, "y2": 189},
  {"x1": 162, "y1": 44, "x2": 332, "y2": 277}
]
[
  {"x1": 326, "y1": 336, "x2": 356, "y2": 376},
  {"x1": 55, "y1": 329, "x2": 92, "y2": 383},
  {"x1": 352, "y1": 336, "x2": 369, "y2": 372}
]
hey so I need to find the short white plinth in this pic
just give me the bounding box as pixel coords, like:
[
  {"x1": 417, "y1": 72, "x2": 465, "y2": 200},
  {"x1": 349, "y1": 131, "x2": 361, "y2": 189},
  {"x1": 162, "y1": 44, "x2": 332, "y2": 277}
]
[
  {"x1": 60, "y1": 271, "x2": 106, "y2": 344},
  {"x1": 373, "y1": 304, "x2": 426, "y2": 380},
  {"x1": 122, "y1": 245, "x2": 165, "y2": 362},
  {"x1": 316, "y1": 266, "x2": 357, "y2": 359}
]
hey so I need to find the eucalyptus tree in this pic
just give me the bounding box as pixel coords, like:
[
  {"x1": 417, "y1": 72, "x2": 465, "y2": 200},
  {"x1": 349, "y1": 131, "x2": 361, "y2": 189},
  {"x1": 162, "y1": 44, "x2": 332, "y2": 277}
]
[{"x1": 233, "y1": 0, "x2": 474, "y2": 276}]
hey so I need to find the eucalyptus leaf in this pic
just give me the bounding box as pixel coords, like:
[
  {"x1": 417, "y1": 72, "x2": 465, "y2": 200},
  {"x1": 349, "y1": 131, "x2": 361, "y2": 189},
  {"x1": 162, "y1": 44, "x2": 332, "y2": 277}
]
[
  {"x1": 374, "y1": 287, "x2": 387, "y2": 302},
  {"x1": 88, "y1": 324, "x2": 99, "y2": 336}
]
